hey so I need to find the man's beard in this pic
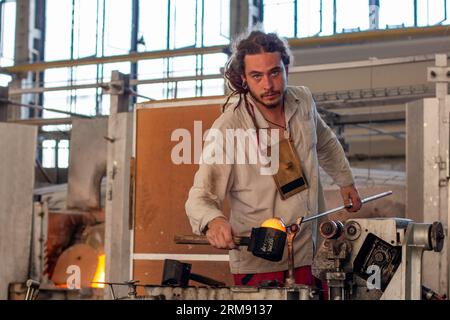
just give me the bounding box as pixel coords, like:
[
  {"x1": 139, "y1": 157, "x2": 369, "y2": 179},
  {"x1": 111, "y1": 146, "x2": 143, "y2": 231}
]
[{"x1": 248, "y1": 89, "x2": 283, "y2": 109}]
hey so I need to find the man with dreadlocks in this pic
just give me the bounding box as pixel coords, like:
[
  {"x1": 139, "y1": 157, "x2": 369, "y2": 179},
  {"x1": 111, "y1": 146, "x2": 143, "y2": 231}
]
[{"x1": 185, "y1": 30, "x2": 361, "y2": 289}]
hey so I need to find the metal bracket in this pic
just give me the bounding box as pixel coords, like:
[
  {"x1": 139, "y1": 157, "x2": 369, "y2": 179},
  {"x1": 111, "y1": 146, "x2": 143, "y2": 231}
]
[
  {"x1": 427, "y1": 67, "x2": 450, "y2": 83},
  {"x1": 103, "y1": 80, "x2": 126, "y2": 95}
]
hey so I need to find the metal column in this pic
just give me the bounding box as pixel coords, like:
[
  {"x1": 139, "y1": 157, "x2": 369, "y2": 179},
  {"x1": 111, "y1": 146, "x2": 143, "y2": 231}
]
[
  {"x1": 104, "y1": 71, "x2": 133, "y2": 299},
  {"x1": 406, "y1": 54, "x2": 450, "y2": 296}
]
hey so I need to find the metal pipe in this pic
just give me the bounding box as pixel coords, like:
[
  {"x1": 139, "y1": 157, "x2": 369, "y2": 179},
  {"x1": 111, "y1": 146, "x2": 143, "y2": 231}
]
[
  {"x1": 333, "y1": 0, "x2": 336, "y2": 34},
  {"x1": 302, "y1": 190, "x2": 393, "y2": 223}
]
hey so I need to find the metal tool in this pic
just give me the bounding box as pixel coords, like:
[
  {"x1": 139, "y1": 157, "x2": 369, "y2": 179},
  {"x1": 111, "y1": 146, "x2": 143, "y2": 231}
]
[{"x1": 285, "y1": 218, "x2": 302, "y2": 287}]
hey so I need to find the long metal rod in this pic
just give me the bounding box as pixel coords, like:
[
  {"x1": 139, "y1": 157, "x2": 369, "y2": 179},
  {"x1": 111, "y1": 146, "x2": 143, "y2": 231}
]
[
  {"x1": 302, "y1": 190, "x2": 393, "y2": 223},
  {"x1": 175, "y1": 191, "x2": 393, "y2": 245}
]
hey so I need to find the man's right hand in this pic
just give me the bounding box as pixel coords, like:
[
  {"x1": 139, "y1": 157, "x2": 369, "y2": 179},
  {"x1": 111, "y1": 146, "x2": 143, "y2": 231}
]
[{"x1": 205, "y1": 217, "x2": 236, "y2": 249}]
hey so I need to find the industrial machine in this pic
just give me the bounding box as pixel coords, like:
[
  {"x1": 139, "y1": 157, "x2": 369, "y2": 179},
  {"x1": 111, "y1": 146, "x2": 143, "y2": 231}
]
[{"x1": 312, "y1": 217, "x2": 445, "y2": 300}]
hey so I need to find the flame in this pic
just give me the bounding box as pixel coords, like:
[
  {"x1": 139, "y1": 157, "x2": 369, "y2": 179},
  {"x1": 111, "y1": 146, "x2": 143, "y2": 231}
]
[{"x1": 92, "y1": 254, "x2": 105, "y2": 288}]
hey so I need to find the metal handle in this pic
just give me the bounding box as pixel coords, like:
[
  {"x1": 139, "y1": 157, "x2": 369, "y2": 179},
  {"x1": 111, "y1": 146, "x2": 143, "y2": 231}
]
[{"x1": 174, "y1": 234, "x2": 250, "y2": 246}]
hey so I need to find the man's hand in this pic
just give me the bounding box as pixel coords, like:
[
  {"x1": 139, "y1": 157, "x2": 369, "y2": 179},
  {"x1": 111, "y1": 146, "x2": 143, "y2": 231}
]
[
  {"x1": 205, "y1": 217, "x2": 236, "y2": 249},
  {"x1": 340, "y1": 184, "x2": 362, "y2": 213}
]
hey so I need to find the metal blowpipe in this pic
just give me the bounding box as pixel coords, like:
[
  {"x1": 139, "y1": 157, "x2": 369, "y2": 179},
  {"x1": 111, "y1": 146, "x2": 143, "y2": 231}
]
[{"x1": 301, "y1": 190, "x2": 393, "y2": 223}]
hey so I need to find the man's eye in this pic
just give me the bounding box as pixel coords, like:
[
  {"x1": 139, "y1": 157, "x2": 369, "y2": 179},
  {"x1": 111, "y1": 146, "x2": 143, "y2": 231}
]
[
  {"x1": 271, "y1": 70, "x2": 280, "y2": 76},
  {"x1": 252, "y1": 74, "x2": 262, "y2": 80}
]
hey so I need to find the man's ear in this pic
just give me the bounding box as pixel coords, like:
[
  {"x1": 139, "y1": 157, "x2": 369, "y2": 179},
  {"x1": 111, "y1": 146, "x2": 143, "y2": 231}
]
[{"x1": 241, "y1": 75, "x2": 248, "y2": 88}]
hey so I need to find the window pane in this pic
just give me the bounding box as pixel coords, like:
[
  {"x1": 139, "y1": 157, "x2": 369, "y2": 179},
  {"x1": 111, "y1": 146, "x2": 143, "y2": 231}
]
[
  {"x1": 203, "y1": 53, "x2": 227, "y2": 75},
  {"x1": 0, "y1": 1, "x2": 16, "y2": 67},
  {"x1": 417, "y1": 0, "x2": 447, "y2": 26},
  {"x1": 138, "y1": 58, "x2": 166, "y2": 80},
  {"x1": 43, "y1": 90, "x2": 70, "y2": 119},
  {"x1": 73, "y1": 65, "x2": 99, "y2": 85},
  {"x1": 42, "y1": 89, "x2": 71, "y2": 132},
  {"x1": 336, "y1": 0, "x2": 369, "y2": 33},
  {"x1": 139, "y1": 0, "x2": 168, "y2": 51},
  {"x1": 44, "y1": 68, "x2": 70, "y2": 88},
  {"x1": 321, "y1": 0, "x2": 335, "y2": 36},
  {"x1": 171, "y1": 55, "x2": 197, "y2": 77},
  {"x1": 379, "y1": 0, "x2": 415, "y2": 28},
  {"x1": 203, "y1": 0, "x2": 230, "y2": 46},
  {"x1": 73, "y1": 0, "x2": 98, "y2": 58},
  {"x1": 202, "y1": 79, "x2": 224, "y2": 96},
  {"x1": 58, "y1": 140, "x2": 70, "y2": 169},
  {"x1": 176, "y1": 80, "x2": 198, "y2": 98},
  {"x1": 42, "y1": 140, "x2": 56, "y2": 168},
  {"x1": 73, "y1": 88, "x2": 96, "y2": 116},
  {"x1": 170, "y1": 0, "x2": 196, "y2": 49},
  {"x1": 100, "y1": 94, "x2": 111, "y2": 116},
  {"x1": 45, "y1": 0, "x2": 72, "y2": 61},
  {"x1": 0, "y1": 74, "x2": 12, "y2": 87},
  {"x1": 264, "y1": 0, "x2": 295, "y2": 38},
  {"x1": 137, "y1": 83, "x2": 166, "y2": 101},
  {"x1": 297, "y1": 0, "x2": 322, "y2": 37},
  {"x1": 104, "y1": 0, "x2": 132, "y2": 55}
]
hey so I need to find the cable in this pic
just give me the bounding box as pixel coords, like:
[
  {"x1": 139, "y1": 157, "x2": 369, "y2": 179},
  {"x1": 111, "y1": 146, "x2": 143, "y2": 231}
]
[{"x1": 127, "y1": 88, "x2": 155, "y2": 101}]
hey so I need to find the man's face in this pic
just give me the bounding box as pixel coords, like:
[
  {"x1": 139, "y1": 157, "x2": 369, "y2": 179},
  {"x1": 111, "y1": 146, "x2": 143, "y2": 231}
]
[{"x1": 242, "y1": 52, "x2": 288, "y2": 109}]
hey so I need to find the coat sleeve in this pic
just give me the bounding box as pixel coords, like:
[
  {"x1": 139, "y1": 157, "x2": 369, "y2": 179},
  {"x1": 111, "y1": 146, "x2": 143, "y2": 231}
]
[
  {"x1": 185, "y1": 115, "x2": 234, "y2": 235},
  {"x1": 306, "y1": 88, "x2": 355, "y2": 187}
]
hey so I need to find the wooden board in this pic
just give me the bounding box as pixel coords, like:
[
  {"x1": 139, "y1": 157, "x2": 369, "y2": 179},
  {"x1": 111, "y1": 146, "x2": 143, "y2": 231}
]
[
  {"x1": 0, "y1": 123, "x2": 37, "y2": 300},
  {"x1": 133, "y1": 97, "x2": 232, "y2": 284}
]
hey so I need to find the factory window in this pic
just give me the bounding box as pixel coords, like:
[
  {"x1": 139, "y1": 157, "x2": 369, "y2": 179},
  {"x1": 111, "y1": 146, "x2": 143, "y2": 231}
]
[
  {"x1": 41, "y1": 139, "x2": 70, "y2": 169},
  {"x1": 58, "y1": 140, "x2": 70, "y2": 169},
  {"x1": 42, "y1": 140, "x2": 56, "y2": 168},
  {"x1": 263, "y1": 0, "x2": 450, "y2": 38},
  {"x1": 0, "y1": 0, "x2": 15, "y2": 86},
  {"x1": 40, "y1": 0, "x2": 230, "y2": 122},
  {"x1": 136, "y1": 53, "x2": 227, "y2": 101}
]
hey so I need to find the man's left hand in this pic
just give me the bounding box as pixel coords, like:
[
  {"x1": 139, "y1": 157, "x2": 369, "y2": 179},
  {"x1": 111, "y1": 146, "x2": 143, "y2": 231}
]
[{"x1": 340, "y1": 184, "x2": 362, "y2": 212}]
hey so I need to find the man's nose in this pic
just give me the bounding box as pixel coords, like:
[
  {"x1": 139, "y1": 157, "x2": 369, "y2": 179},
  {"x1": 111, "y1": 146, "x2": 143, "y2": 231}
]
[{"x1": 262, "y1": 74, "x2": 273, "y2": 90}]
